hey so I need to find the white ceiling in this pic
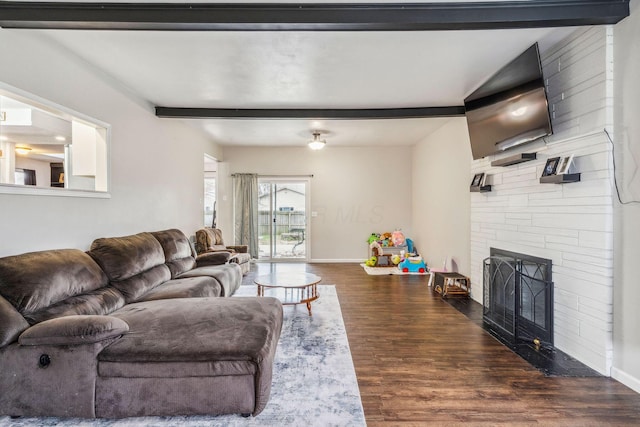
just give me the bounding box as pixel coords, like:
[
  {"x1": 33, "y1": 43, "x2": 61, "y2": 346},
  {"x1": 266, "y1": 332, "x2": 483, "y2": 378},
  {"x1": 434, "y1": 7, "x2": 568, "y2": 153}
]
[{"x1": 40, "y1": 24, "x2": 577, "y2": 148}]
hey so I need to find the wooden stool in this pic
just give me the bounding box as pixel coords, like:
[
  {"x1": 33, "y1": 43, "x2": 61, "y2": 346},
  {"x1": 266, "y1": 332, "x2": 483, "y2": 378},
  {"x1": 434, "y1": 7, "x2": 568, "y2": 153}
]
[{"x1": 433, "y1": 272, "x2": 471, "y2": 298}]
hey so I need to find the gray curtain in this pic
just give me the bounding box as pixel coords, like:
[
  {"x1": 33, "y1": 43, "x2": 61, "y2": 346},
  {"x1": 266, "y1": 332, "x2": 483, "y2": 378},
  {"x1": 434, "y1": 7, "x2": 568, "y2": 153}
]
[{"x1": 233, "y1": 173, "x2": 259, "y2": 258}]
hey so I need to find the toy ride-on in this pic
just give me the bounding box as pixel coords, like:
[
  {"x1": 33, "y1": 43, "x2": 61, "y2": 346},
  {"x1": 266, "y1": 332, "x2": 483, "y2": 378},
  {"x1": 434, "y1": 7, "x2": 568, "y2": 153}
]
[{"x1": 398, "y1": 256, "x2": 427, "y2": 273}]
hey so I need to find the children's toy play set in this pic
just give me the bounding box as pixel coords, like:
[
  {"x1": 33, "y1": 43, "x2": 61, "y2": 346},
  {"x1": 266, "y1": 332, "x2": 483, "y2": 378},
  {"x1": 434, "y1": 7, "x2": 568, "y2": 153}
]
[{"x1": 365, "y1": 230, "x2": 427, "y2": 273}]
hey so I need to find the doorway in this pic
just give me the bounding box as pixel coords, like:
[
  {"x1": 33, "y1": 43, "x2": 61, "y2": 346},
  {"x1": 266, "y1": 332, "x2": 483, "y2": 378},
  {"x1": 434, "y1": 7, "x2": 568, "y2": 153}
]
[
  {"x1": 258, "y1": 178, "x2": 309, "y2": 261},
  {"x1": 203, "y1": 154, "x2": 217, "y2": 227}
]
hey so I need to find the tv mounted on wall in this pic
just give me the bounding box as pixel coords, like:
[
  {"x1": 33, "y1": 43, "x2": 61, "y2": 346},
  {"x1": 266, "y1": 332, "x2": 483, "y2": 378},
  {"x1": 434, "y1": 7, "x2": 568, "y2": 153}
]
[{"x1": 464, "y1": 43, "x2": 553, "y2": 160}]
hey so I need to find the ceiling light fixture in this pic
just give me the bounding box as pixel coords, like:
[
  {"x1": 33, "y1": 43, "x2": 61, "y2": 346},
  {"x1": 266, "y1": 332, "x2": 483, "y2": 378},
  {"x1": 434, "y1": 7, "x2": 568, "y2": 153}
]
[
  {"x1": 55, "y1": 136, "x2": 67, "y2": 141},
  {"x1": 15, "y1": 146, "x2": 32, "y2": 155},
  {"x1": 308, "y1": 131, "x2": 326, "y2": 150}
]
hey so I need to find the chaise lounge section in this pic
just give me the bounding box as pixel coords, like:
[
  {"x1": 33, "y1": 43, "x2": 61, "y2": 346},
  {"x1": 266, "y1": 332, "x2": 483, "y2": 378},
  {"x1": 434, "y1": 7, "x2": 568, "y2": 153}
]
[{"x1": 0, "y1": 229, "x2": 283, "y2": 419}]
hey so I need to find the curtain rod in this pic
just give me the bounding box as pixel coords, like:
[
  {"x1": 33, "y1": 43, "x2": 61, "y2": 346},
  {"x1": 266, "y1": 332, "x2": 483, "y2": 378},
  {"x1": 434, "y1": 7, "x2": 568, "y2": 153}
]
[{"x1": 230, "y1": 174, "x2": 313, "y2": 178}]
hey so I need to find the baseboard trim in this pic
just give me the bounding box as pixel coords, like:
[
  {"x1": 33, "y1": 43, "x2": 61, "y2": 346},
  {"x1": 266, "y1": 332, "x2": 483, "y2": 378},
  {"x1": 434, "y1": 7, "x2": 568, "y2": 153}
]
[
  {"x1": 611, "y1": 367, "x2": 640, "y2": 394},
  {"x1": 310, "y1": 259, "x2": 362, "y2": 263}
]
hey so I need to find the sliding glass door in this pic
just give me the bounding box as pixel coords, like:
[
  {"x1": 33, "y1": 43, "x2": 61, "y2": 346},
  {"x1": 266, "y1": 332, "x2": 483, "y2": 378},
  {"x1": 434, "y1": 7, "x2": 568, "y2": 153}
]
[{"x1": 258, "y1": 178, "x2": 309, "y2": 261}]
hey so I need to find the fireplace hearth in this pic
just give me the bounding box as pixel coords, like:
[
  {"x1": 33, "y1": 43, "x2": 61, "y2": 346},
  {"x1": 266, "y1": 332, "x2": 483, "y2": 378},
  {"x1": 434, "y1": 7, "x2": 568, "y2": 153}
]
[
  {"x1": 443, "y1": 247, "x2": 599, "y2": 377},
  {"x1": 483, "y1": 248, "x2": 553, "y2": 348}
]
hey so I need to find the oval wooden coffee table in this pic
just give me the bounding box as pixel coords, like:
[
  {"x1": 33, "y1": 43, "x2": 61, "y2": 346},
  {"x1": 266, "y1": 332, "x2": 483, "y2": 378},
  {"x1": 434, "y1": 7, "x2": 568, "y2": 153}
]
[{"x1": 254, "y1": 272, "x2": 321, "y2": 316}]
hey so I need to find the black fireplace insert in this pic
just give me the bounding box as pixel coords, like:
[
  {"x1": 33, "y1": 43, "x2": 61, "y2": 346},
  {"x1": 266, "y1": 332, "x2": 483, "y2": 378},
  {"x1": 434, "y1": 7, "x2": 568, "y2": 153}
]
[{"x1": 483, "y1": 248, "x2": 553, "y2": 348}]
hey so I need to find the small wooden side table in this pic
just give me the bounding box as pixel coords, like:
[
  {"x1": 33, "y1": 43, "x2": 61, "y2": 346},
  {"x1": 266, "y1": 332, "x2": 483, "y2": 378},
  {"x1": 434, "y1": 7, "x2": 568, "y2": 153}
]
[{"x1": 433, "y1": 272, "x2": 471, "y2": 298}]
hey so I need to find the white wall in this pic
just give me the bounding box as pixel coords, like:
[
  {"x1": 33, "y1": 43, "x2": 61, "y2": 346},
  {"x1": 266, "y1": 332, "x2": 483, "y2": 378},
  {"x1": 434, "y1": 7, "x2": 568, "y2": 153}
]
[
  {"x1": 0, "y1": 30, "x2": 222, "y2": 256},
  {"x1": 412, "y1": 117, "x2": 472, "y2": 279},
  {"x1": 218, "y1": 146, "x2": 413, "y2": 261},
  {"x1": 612, "y1": 0, "x2": 640, "y2": 393},
  {"x1": 469, "y1": 27, "x2": 614, "y2": 375}
]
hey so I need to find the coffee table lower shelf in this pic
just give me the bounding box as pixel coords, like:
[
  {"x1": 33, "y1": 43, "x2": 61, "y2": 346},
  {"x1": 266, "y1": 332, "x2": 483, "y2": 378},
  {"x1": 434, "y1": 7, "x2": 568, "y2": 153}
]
[{"x1": 255, "y1": 273, "x2": 321, "y2": 316}]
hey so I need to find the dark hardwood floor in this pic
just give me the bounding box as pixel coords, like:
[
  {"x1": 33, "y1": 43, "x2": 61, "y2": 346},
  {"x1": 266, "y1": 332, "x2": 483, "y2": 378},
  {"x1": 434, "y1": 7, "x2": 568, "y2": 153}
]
[{"x1": 243, "y1": 262, "x2": 640, "y2": 426}]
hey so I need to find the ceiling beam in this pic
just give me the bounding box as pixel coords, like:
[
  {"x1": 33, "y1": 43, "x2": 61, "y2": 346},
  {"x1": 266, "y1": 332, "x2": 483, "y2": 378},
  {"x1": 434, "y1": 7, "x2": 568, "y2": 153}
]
[
  {"x1": 0, "y1": 1, "x2": 630, "y2": 31},
  {"x1": 155, "y1": 106, "x2": 466, "y2": 120}
]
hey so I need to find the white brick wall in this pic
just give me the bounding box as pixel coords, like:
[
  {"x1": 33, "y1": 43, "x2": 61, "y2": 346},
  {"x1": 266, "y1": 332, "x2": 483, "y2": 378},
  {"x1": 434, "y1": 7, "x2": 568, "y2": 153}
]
[{"x1": 470, "y1": 27, "x2": 614, "y2": 375}]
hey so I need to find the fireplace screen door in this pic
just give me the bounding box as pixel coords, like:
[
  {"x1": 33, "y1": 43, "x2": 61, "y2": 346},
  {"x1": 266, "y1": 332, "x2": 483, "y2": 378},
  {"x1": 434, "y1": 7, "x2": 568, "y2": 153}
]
[{"x1": 483, "y1": 249, "x2": 553, "y2": 347}]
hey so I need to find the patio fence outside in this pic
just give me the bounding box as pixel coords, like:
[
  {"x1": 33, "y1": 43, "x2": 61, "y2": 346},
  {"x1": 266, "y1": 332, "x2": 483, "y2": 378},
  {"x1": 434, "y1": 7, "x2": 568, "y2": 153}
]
[{"x1": 258, "y1": 210, "x2": 306, "y2": 258}]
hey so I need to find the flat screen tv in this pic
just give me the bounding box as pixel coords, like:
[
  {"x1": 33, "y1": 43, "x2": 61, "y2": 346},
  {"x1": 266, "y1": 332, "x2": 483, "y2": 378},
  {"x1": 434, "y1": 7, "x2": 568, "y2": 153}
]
[{"x1": 464, "y1": 43, "x2": 553, "y2": 160}]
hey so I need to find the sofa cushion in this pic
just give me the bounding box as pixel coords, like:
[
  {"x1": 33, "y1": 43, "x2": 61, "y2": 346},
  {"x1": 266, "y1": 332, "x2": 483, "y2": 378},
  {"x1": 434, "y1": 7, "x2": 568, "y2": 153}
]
[
  {"x1": 151, "y1": 229, "x2": 196, "y2": 278},
  {"x1": 103, "y1": 297, "x2": 282, "y2": 363},
  {"x1": 0, "y1": 249, "x2": 109, "y2": 316},
  {"x1": 113, "y1": 265, "x2": 171, "y2": 303},
  {"x1": 19, "y1": 315, "x2": 129, "y2": 346},
  {"x1": 25, "y1": 287, "x2": 126, "y2": 325},
  {"x1": 195, "y1": 228, "x2": 224, "y2": 253},
  {"x1": 89, "y1": 233, "x2": 171, "y2": 303},
  {"x1": 135, "y1": 276, "x2": 222, "y2": 301},
  {"x1": 0, "y1": 294, "x2": 30, "y2": 347},
  {"x1": 178, "y1": 263, "x2": 242, "y2": 297},
  {"x1": 210, "y1": 228, "x2": 225, "y2": 245},
  {"x1": 89, "y1": 232, "x2": 165, "y2": 281}
]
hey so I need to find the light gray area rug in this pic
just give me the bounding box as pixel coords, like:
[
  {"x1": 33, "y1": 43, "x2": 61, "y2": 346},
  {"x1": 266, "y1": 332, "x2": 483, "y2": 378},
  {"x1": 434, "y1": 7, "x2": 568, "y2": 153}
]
[{"x1": 1, "y1": 285, "x2": 366, "y2": 427}]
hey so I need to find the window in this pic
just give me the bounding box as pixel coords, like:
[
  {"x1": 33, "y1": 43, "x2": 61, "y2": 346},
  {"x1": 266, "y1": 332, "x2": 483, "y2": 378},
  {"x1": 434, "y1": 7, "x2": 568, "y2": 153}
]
[{"x1": 0, "y1": 82, "x2": 110, "y2": 198}]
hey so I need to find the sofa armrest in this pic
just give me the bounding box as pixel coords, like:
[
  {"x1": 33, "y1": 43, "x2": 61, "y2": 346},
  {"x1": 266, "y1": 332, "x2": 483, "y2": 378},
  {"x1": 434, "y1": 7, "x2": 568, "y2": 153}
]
[
  {"x1": 0, "y1": 293, "x2": 30, "y2": 347},
  {"x1": 227, "y1": 245, "x2": 249, "y2": 253},
  {"x1": 196, "y1": 251, "x2": 232, "y2": 267},
  {"x1": 18, "y1": 315, "x2": 129, "y2": 346}
]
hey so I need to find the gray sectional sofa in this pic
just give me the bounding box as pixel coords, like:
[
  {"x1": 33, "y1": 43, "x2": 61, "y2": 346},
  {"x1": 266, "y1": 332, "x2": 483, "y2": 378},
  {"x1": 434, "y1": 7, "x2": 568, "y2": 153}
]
[{"x1": 0, "y1": 229, "x2": 283, "y2": 419}]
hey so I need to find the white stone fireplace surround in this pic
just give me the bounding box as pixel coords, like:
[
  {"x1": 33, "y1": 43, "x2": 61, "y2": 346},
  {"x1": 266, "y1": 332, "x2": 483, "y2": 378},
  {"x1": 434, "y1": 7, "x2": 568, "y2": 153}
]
[{"x1": 470, "y1": 26, "x2": 614, "y2": 375}]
